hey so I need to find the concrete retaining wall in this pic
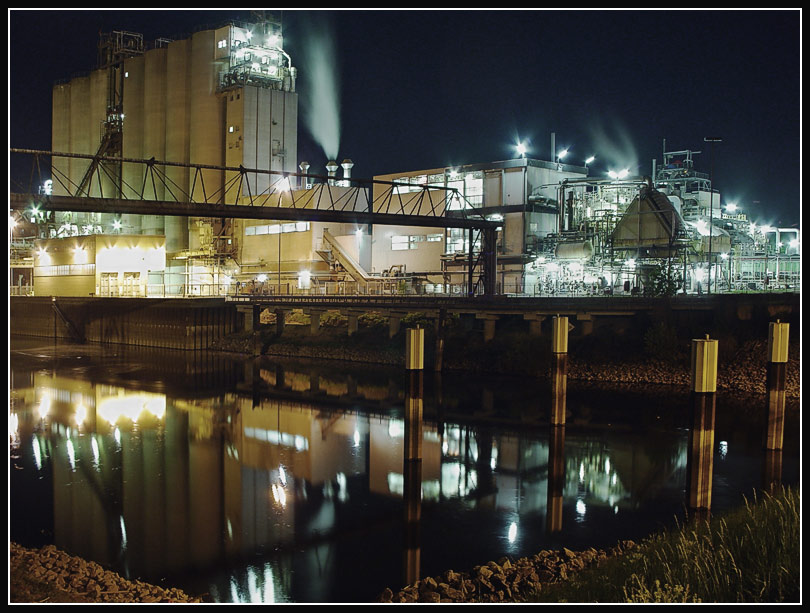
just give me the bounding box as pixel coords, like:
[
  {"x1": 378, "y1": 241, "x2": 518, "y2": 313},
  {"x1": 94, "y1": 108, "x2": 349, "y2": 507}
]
[{"x1": 10, "y1": 297, "x2": 240, "y2": 350}]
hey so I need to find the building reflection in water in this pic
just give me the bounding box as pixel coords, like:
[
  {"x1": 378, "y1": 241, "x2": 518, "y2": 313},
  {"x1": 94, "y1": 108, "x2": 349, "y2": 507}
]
[{"x1": 11, "y1": 361, "x2": 702, "y2": 603}]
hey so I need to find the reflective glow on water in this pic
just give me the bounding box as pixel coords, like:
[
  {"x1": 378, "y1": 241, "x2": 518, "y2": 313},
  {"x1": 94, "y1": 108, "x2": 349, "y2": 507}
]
[{"x1": 8, "y1": 344, "x2": 799, "y2": 604}]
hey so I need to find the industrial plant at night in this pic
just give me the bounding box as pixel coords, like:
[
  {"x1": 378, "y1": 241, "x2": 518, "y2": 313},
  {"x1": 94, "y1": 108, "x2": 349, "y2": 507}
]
[
  {"x1": 9, "y1": 10, "x2": 801, "y2": 606},
  {"x1": 9, "y1": 13, "x2": 800, "y2": 300}
]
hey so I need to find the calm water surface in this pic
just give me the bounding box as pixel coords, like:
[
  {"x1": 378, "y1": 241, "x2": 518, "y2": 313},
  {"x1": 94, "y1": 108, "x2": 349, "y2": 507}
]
[{"x1": 9, "y1": 338, "x2": 799, "y2": 603}]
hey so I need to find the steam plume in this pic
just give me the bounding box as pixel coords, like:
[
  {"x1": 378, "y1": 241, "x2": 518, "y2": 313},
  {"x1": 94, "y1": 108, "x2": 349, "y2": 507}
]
[{"x1": 300, "y1": 18, "x2": 341, "y2": 162}]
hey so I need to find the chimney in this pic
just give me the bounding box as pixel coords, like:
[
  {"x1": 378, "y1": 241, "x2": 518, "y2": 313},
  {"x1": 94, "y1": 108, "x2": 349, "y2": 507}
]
[
  {"x1": 326, "y1": 160, "x2": 339, "y2": 186},
  {"x1": 299, "y1": 161, "x2": 310, "y2": 189},
  {"x1": 341, "y1": 158, "x2": 354, "y2": 182}
]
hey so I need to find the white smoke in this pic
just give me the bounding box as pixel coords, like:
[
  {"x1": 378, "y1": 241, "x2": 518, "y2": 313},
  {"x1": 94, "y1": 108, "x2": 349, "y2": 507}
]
[
  {"x1": 300, "y1": 18, "x2": 341, "y2": 162},
  {"x1": 585, "y1": 118, "x2": 640, "y2": 176}
]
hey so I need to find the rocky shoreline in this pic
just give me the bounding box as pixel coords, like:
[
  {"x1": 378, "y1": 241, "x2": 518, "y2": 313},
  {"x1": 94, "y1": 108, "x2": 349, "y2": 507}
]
[
  {"x1": 377, "y1": 541, "x2": 638, "y2": 603},
  {"x1": 10, "y1": 543, "x2": 204, "y2": 604},
  {"x1": 10, "y1": 539, "x2": 636, "y2": 604}
]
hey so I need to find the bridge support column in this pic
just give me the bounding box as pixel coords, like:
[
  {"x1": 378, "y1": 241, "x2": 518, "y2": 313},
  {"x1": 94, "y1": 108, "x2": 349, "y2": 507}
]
[
  {"x1": 274, "y1": 308, "x2": 289, "y2": 336},
  {"x1": 576, "y1": 312, "x2": 594, "y2": 336},
  {"x1": 305, "y1": 309, "x2": 326, "y2": 334},
  {"x1": 523, "y1": 313, "x2": 546, "y2": 336},
  {"x1": 389, "y1": 311, "x2": 407, "y2": 338},
  {"x1": 238, "y1": 305, "x2": 258, "y2": 332},
  {"x1": 346, "y1": 309, "x2": 363, "y2": 336},
  {"x1": 476, "y1": 313, "x2": 499, "y2": 342}
]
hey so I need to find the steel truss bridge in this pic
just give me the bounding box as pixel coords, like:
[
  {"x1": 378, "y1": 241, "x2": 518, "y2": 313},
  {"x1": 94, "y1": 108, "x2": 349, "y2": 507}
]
[{"x1": 10, "y1": 149, "x2": 500, "y2": 296}]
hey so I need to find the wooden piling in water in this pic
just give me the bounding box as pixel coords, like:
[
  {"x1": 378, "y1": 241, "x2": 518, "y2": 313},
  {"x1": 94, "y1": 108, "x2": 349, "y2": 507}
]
[
  {"x1": 687, "y1": 335, "x2": 718, "y2": 513},
  {"x1": 403, "y1": 327, "x2": 424, "y2": 586},
  {"x1": 550, "y1": 316, "x2": 568, "y2": 426}
]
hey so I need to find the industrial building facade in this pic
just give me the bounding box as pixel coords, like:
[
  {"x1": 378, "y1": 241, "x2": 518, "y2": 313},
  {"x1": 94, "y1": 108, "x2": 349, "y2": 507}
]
[{"x1": 18, "y1": 15, "x2": 799, "y2": 298}]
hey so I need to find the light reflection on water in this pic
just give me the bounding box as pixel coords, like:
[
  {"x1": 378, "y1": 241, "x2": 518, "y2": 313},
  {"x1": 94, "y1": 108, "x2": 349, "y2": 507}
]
[{"x1": 9, "y1": 341, "x2": 799, "y2": 603}]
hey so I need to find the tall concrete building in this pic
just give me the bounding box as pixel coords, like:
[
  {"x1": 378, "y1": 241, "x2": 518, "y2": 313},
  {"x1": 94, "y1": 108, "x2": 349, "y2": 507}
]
[{"x1": 50, "y1": 15, "x2": 299, "y2": 294}]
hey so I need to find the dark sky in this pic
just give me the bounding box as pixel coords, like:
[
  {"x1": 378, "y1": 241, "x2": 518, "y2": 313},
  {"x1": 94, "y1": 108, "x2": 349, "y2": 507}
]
[{"x1": 9, "y1": 9, "x2": 801, "y2": 227}]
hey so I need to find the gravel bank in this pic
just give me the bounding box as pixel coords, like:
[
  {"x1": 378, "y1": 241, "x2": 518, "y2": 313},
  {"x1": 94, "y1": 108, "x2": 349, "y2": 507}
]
[
  {"x1": 10, "y1": 543, "x2": 205, "y2": 603},
  {"x1": 377, "y1": 541, "x2": 638, "y2": 603}
]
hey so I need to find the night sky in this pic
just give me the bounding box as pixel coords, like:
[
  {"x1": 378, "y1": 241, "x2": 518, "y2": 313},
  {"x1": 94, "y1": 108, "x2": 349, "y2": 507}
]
[{"x1": 8, "y1": 9, "x2": 801, "y2": 227}]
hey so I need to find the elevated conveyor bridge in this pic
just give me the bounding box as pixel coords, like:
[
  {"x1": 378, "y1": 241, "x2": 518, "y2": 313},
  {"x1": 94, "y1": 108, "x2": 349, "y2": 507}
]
[{"x1": 11, "y1": 148, "x2": 500, "y2": 296}]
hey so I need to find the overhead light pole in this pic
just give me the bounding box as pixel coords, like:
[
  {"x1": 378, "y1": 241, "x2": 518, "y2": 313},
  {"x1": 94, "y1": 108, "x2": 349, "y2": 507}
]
[{"x1": 704, "y1": 137, "x2": 722, "y2": 294}]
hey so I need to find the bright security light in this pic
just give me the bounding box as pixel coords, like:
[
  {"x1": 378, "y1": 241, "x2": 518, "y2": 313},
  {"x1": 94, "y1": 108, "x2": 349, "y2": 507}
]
[
  {"x1": 608, "y1": 170, "x2": 618, "y2": 179},
  {"x1": 558, "y1": 148, "x2": 568, "y2": 160},
  {"x1": 726, "y1": 203, "x2": 738, "y2": 212},
  {"x1": 585, "y1": 156, "x2": 595, "y2": 165},
  {"x1": 516, "y1": 143, "x2": 527, "y2": 157},
  {"x1": 618, "y1": 169, "x2": 629, "y2": 179}
]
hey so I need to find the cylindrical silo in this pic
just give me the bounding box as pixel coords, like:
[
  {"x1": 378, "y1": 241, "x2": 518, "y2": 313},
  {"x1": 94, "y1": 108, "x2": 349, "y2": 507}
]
[
  {"x1": 122, "y1": 55, "x2": 144, "y2": 232},
  {"x1": 143, "y1": 47, "x2": 167, "y2": 201},
  {"x1": 68, "y1": 74, "x2": 91, "y2": 195},
  {"x1": 189, "y1": 29, "x2": 224, "y2": 201},
  {"x1": 186, "y1": 29, "x2": 224, "y2": 254},
  {"x1": 51, "y1": 82, "x2": 72, "y2": 197},
  {"x1": 89, "y1": 68, "x2": 112, "y2": 199},
  {"x1": 164, "y1": 38, "x2": 191, "y2": 251}
]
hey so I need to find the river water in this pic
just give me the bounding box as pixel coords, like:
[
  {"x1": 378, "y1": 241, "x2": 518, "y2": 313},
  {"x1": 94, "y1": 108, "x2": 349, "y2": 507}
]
[{"x1": 9, "y1": 337, "x2": 799, "y2": 603}]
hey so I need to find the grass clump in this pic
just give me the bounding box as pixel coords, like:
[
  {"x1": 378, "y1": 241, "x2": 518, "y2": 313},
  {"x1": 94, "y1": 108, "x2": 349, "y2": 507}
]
[{"x1": 532, "y1": 487, "x2": 799, "y2": 603}]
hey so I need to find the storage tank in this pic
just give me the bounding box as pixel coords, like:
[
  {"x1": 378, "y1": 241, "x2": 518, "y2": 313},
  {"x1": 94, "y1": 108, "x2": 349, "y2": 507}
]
[{"x1": 555, "y1": 240, "x2": 594, "y2": 260}]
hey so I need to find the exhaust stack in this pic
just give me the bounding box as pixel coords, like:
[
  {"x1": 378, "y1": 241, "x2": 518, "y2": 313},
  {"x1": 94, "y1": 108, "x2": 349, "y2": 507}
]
[
  {"x1": 341, "y1": 158, "x2": 354, "y2": 182},
  {"x1": 326, "y1": 160, "x2": 339, "y2": 185},
  {"x1": 299, "y1": 161, "x2": 310, "y2": 189}
]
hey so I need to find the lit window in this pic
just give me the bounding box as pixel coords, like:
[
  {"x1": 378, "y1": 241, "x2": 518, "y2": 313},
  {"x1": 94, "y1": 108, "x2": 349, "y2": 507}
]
[
  {"x1": 217, "y1": 39, "x2": 227, "y2": 49},
  {"x1": 229, "y1": 126, "x2": 234, "y2": 133},
  {"x1": 392, "y1": 236, "x2": 409, "y2": 251}
]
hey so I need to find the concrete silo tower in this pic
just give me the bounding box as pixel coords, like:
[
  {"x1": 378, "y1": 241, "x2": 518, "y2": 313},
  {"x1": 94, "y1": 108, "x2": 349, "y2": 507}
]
[{"x1": 50, "y1": 13, "x2": 299, "y2": 292}]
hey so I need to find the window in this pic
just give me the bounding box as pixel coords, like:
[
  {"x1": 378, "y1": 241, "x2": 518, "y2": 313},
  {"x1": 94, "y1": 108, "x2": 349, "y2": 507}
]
[
  {"x1": 218, "y1": 39, "x2": 227, "y2": 49},
  {"x1": 246, "y1": 222, "x2": 310, "y2": 237},
  {"x1": 392, "y1": 236, "x2": 409, "y2": 251},
  {"x1": 427, "y1": 233, "x2": 443, "y2": 242}
]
